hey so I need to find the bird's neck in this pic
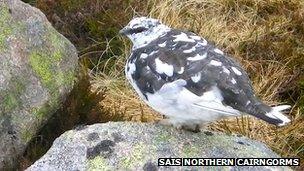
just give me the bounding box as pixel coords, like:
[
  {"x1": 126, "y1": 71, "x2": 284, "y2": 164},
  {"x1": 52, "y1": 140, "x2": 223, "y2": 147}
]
[{"x1": 129, "y1": 25, "x2": 171, "y2": 50}]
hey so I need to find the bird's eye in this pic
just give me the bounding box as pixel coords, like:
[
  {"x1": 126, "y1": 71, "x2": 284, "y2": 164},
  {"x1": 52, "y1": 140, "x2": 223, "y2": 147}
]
[{"x1": 130, "y1": 27, "x2": 148, "y2": 34}]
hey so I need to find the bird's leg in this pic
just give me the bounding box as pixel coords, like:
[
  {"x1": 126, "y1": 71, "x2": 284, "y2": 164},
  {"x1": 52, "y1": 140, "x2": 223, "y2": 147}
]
[
  {"x1": 181, "y1": 122, "x2": 210, "y2": 133},
  {"x1": 155, "y1": 119, "x2": 184, "y2": 131},
  {"x1": 181, "y1": 124, "x2": 201, "y2": 133},
  {"x1": 156, "y1": 119, "x2": 210, "y2": 133},
  {"x1": 199, "y1": 122, "x2": 209, "y2": 131},
  {"x1": 155, "y1": 119, "x2": 174, "y2": 127}
]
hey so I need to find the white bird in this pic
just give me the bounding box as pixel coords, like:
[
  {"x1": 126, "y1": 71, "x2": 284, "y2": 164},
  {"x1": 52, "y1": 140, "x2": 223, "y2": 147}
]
[{"x1": 120, "y1": 17, "x2": 291, "y2": 131}]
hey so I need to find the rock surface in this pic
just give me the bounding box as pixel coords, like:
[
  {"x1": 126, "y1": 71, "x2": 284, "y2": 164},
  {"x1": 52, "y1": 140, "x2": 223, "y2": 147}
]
[
  {"x1": 0, "y1": 0, "x2": 78, "y2": 169},
  {"x1": 27, "y1": 122, "x2": 291, "y2": 171}
]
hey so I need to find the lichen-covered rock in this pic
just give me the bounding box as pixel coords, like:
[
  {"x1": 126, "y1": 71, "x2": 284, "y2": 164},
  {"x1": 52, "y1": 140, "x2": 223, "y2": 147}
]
[
  {"x1": 0, "y1": 0, "x2": 78, "y2": 169},
  {"x1": 27, "y1": 122, "x2": 291, "y2": 171}
]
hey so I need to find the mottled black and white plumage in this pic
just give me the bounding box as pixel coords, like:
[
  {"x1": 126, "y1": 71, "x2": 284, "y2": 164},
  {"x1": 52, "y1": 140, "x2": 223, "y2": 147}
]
[{"x1": 120, "y1": 17, "x2": 291, "y2": 129}]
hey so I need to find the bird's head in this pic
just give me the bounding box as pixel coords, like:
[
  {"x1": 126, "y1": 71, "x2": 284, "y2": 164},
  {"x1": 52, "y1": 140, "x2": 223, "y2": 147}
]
[{"x1": 120, "y1": 17, "x2": 170, "y2": 49}]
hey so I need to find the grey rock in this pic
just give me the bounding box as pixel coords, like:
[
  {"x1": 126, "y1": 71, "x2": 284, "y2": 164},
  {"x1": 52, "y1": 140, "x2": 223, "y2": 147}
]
[
  {"x1": 0, "y1": 0, "x2": 78, "y2": 169},
  {"x1": 27, "y1": 122, "x2": 292, "y2": 171}
]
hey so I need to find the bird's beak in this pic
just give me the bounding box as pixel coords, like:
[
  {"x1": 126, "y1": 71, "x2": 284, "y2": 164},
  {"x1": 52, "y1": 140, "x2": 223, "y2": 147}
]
[
  {"x1": 119, "y1": 27, "x2": 130, "y2": 36},
  {"x1": 119, "y1": 26, "x2": 131, "y2": 36}
]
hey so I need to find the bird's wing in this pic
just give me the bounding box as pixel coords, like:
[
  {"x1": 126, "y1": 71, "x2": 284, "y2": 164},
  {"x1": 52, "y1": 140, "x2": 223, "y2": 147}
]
[{"x1": 153, "y1": 46, "x2": 250, "y2": 116}]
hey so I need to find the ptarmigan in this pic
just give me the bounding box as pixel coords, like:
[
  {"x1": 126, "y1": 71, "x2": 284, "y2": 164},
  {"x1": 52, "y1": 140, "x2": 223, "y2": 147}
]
[{"x1": 120, "y1": 17, "x2": 291, "y2": 131}]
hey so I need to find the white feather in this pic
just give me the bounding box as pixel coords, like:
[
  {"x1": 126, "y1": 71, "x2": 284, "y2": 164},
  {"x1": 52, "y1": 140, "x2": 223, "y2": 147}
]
[
  {"x1": 187, "y1": 53, "x2": 207, "y2": 61},
  {"x1": 173, "y1": 33, "x2": 195, "y2": 43},
  {"x1": 146, "y1": 82, "x2": 240, "y2": 127},
  {"x1": 231, "y1": 67, "x2": 242, "y2": 75},
  {"x1": 266, "y1": 105, "x2": 291, "y2": 126},
  {"x1": 155, "y1": 58, "x2": 174, "y2": 76},
  {"x1": 192, "y1": 103, "x2": 239, "y2": 116}
]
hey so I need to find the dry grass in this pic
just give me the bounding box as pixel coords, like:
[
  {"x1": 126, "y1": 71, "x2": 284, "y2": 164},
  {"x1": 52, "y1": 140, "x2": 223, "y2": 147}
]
[
  {"x1": 91, "y1": 0, "x2": 304, "y2": 168},
  {"x1": 90, "y1": 38, "x2": 162, "y2": 122}
]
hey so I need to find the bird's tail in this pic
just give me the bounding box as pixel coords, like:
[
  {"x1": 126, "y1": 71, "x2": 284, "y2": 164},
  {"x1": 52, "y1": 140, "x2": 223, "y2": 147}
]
[{"x1": 265, "y1": 105, "x2": 291, "y2": 126}]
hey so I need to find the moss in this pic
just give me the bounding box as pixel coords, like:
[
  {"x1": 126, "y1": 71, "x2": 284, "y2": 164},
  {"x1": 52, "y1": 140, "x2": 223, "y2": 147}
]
[
  {"x1": 31, "y1": 106, "x2": 49, "y2": 120},
  {"x1": 120, "y1": 143, "x2": 147, "y2": 169},
  {"x1": 22, "y1": 129, "x2": 34, "y2": 143},
  {"x1": 3, "y1": 94, "x2": 19, "y2": 113},
  {"x1": 154, "y1": 130, "x2": 177, "y2": 145},
  {"x1": 29, "y1": 49, "x2": 67, "y2": 92},
  {"x1": 14, "y1": 77, "x2": 27, "y2": 94},
  {"x1": 29, "y1": 27, "x2": 76, "y2": 94},
  {"x1": 53, "y1": 50, "x2": 62, "y2": 62},
  {"x1": 154, "y1": 132, "x2": 169, "y2": 143},
  {"x1": 87, "y1": 156, "x2": 112, "y2": 171},
  {"x1": 59, "y1": 70, "x2": 76, "y2": 88},
  {"x1": 206, "y1": 135, "x2": 235, "y2": 150},
  {"x1": 0, "y1": 4, "x2": 12, "y2": 51},
  {"x1": 29, "y1": 24, "x2": 72, "y2": 91},
  {"x1": 182, "y1": 145, "x2": 201, "y2": 158},
  {"x1": 29, "y1": 49, "x2": 69, "y2": 115},
  {"x1": 29, "y1": 46, "x2": 76, "y2": 118},
  {"x1": 30, "y1": 92, "x2": 60, "y2": 120},
  {"x1": 29, "y1": 52, "x2": 55, "y2": 89},
  {"x1": 1, "y1": 77, "x2": 26, "y2": 113},
  {"x1": 49, "y1": 30, "x2": 64, "y2": 52}
]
